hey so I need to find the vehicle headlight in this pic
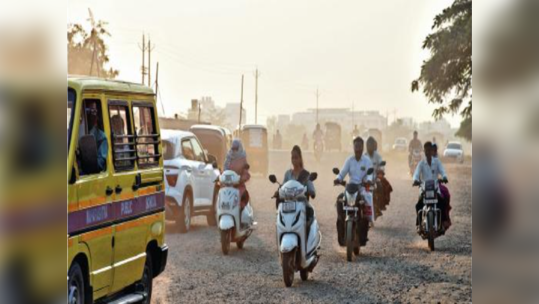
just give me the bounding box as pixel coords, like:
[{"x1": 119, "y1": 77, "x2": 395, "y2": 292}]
[{"x1": 346, "y1": 193, "x2": 357, "y2": 206}]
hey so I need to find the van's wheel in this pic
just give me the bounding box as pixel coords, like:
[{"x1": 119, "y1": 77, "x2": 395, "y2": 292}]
[
  {"x1": 176, "y1": 192, "x2": 192, "y2": 233},
  {"x1": 221, "y1": 229, "x2": 231, "y2": 255},
  {"x1": 138, "y1": 251, "x2": 153, "y2": 304},
  {"x1": 68, "y1": 262, "x2": 86, "y2": 304},
  {"x1": 346, "y1": 221, "x2": 354, "y2": 262},
  {"x1": 207, "y1": 189, "x2": 218, "y2": 227},
  {"x1": 427, "y1": 212, "x2": 435, "y2": 251},
  {"x1": 282, "y1": 251, "x2": 295, "y2": 287},
  {"x1": 300, "y1": 270, "x2": 309, "y2": 281}
]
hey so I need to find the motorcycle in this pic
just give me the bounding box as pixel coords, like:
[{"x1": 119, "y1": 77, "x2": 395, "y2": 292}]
[
  {"x1": 313, "y1": 139, "x2": 323, "y2": 163},
  {"x1": 409, "y1": 149, "x2": 422, "y2": 176},
  {"x1": 333, "y1": 167, "x2": 375, "y2": 262},
  {"x1": 216, "y1": 170, "x2": 255, "y2": 255},
  {"x1": 414, "y1": 179, "x2": 446, "y2": 251},
  {"x1": 268, "y1": 173, "x2": 321, "y2": 287}
]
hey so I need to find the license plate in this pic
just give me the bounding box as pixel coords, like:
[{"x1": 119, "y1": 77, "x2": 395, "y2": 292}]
[
  {"x1": 282, "y1": 202, "x2": 296, "y2": 212},
  {"x1": 343, "y1": 206, "x2": 358, "y2": 211},
  {"x1": 424, "y1": 199, "x2": 438, "y2": 204},
  {"x1": 426, "y1": 190, "x2": 436, "y2": 199}
]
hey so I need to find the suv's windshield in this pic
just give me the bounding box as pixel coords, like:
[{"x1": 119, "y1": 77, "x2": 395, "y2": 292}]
[
  {"x1": 447, "y1": 143, "x2": 461, "y2": 150},
  {"x1": 68, "y1": 88, "x2": 76, "y2": 151}
]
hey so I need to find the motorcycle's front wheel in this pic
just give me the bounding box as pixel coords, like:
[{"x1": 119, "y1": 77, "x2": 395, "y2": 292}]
[
  {"x1": 220, "y1": 229, "x2": 231, "y2": 255},
  {"x1": 427, "y1": 211, "x2": 435, "y2": 251},
  {"x1": 346, "y1": 220, "x2": 354, "y2": 262},
  {"x1": 282, "y1": 250, "x2": 296, "y2": 287}
]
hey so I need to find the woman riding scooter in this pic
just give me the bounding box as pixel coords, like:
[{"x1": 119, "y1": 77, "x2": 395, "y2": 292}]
[{"x1": 224, "y1": 139, "x2": 251, "y2": 208}]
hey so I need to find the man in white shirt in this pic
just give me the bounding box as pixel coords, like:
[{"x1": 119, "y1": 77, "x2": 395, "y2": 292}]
[
  {"x1": 413, "y1": 141, "x2": 449, "y2": 230},
  {"x1": 333, "y1": 137, "x2": 374, "y2": 246}
]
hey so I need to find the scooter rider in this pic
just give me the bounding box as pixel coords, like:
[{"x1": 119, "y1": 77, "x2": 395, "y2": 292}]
[
  {"x1": 413, "y1": 141, "x2": 449, "y2": 231},
  {"x1": 224, "y1": 139, "x2": 251, "y2": 209},
  {"x1": 333, "y1": 136, "x2": 374, "y2": 245},
  {"x1": 277, "y1": 145, "x2": 316, "y2": 225}
]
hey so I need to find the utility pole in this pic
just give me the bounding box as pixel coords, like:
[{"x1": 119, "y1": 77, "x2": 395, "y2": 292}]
[
  {"x1": 198, "y1": 102, "x2": 201, "y2": 123},
  {"x1": 253, "y1": 68, "x2": 261, "y2": 124},
  {"x1": 147, "y1": 37, "x2": 155, "y2": 86},
  {"x1": 155, "y1": 62, "x2": 165, "y2": 115},
  {"x1": 239, "y1": 74, "x2": 244, "y2": 129},
  {"x1": 315, "y1": 88, "x2": 321, "y2": 123},
  {"x1": 138, "y1": 34, "x2": 147, "y2": 85}
]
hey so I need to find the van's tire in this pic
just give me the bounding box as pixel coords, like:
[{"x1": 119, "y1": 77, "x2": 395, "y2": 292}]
[
  {"x1": 207, "y1": 189, "x2": 218, "y2": 227},
  {"x1": 176, "y1": 192, "x2": 192, "y2": 233},
  {"x1": 139, "y1": 251, "x2": 154, "y2": 304},
  {"x1": 68, "y1": 262, "x2": 86, "y2": 304},
  {"x1": 346, "y1": 221, "x2": 354, "y2": 262}
]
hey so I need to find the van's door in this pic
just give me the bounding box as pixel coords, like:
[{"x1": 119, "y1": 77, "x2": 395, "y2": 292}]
[
  {"x1": 73, "y1": 98, "x2": 114, "y2": 297},
  {"x1": 107, "y1": 99, "x2": 148, "y2": 293}
]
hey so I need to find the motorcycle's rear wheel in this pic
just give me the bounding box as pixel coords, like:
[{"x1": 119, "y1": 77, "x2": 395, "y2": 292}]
[
  {"x1": 282, "y1": 251, "x2": 296, "y2": 287},
  {"x1": 427, "y1": 212, "x2": 435, "y2": 251},
  {"x1": 220, "y1": 229, "x2": 231, "y2": 255},
  {"x1": 346, "y1": 221, "x2": 354, "y2": 262}
]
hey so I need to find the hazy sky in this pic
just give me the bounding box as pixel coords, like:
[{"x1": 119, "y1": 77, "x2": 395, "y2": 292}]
[{"x1": 68, "y1": 0, "x2": 459, "y2": 127}]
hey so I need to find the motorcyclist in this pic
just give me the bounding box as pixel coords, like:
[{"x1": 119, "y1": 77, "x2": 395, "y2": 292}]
[
  {"x1": 301, "y1": 133, "x2": 309, "y2": 151},
  {"x1": 277, "y1": 145, "x2": 316, "y2": 226},
  {"x1": 408, "y1": 130, "x2": 423, "y2": 167},
  {"x1": 432, "y1": 143, "x2": 452, "y2": 230},
  {"x1": 224, "y1": 139, "x2": 251, "y2": 209},
  {"x1": 333, "y1": 136, "x2": 374, "y2": 245},
  {"x1": 412, "y1": 141, "x2": 449, "y2": 232},
  {"x1": 364, "y1": 137, "x2": 392, "y2": 217},
  {"x1": 312, "y1": 123, "x2": 324, "y2": 150}
]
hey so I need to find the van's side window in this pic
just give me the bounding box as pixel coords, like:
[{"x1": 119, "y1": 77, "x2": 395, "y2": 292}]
[
  {"x1": 78, "y1": 99, "x2": 108, "y2": 175},
  {"x1": 181, "y1": 140, "x2": 195, "y2": 161},
  {"x1": 190, "y1": 138, "x2": 206, "y2": 162},
  {"x1": 109, "y1": 102, "x2": 135, "y2": 170},
  {"x1": 133, "y1": 104, "x2": 160, "y2": 167}
]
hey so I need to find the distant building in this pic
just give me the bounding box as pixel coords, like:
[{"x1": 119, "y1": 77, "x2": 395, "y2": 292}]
[
  {"x1": 292, "y1": 108, "x2": 387, "y2": 131},
  {"x1": 276, "y1": 114, "x2": 290, "y2": 131},
  {"x1": 225, "y1": 103, "x2": 247, "y2": 130}
]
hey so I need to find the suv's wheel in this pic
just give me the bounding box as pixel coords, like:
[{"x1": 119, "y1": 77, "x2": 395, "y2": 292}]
[
  {"x1": 207, "y1": 188, "x2": 218, "y2": 227},
  {"x1": 68, "y1": 262, "x2": 86, "y2": 304},
  {"x1": 176, "y1": 192, "x2": 192, "y2": 233}
]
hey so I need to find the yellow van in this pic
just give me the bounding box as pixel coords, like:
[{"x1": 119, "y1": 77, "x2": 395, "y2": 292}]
[{"x1": 67, "y1": 76, "x2": 167, "y2": 304}]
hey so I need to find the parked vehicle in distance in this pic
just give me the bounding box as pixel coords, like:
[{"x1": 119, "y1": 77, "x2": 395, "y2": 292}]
[
  {"x1": 68, "y1": 76, "x2": 168, "y2": 304},
  {"x1": 325, "y1": 122, "x2": 342, "y2": 151},
  {"x1": 392, "y1": 137, "x2": 408, "y2": 152},
  {"x1": 240, "y1": 125, "x2": 269, "y2": 176},
  {"x1": 162, "y1": 129, "x2": 220, "y2": 233},
  {"x1": 190, "y1": 124, "x2": 231, "y2": 170},
  {"x1": 443, "y1": 141, "x2": 464, "y2": 163}
]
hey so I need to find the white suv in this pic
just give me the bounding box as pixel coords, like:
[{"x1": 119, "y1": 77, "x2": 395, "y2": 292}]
[{"x1": 162, "y1": 130, "x2": 220, "y2": 233}]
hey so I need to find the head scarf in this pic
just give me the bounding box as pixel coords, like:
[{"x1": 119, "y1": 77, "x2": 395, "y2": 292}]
[{"x1": 224, "y1": 139, "x2": 246, "y2": 170}]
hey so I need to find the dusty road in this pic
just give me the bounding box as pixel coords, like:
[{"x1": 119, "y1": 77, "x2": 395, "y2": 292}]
[{"x1": 152, "y1": 150, "x2": 472, "y2": 303}]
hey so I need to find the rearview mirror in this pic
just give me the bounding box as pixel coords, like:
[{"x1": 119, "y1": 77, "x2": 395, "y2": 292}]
[
  {"x1": 366, "y1": 168, "x2": 374, "y2": 175},
  {"x1": 380, "y1": 161, "x2": 386, "y2": 166},
  {"x1": 269, "y1": 174, "x2": 277, "y2": 184},
  {"x1": 309, "y1": 172, "x2": 318, "y2": 181},
  {"x1": 79, "y1": 135, "x2": 100, "y2": 175},
  {"x1": 332, "y1": 168, "x2": 340, "y2": 175}
]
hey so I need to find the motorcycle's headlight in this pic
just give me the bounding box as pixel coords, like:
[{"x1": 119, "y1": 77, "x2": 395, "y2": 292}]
[{"x1": 346, "y1": 193, "x2": 357, "y2": 206}]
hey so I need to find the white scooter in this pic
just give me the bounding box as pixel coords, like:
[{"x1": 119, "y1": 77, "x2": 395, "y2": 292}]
[
  {"x1": 216, "y1": 170, "x2": 255, "y2": 255},
  {"x1": 269, "y1": 173, "x2": 321, "y2": 287}
]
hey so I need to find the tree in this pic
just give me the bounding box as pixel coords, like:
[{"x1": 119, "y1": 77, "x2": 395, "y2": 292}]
[
  {"x1": 411, "y1": 0, "x2": 472, "y2": 141},
  {"x1": 68, "y1": 12, "x2": 119, "y2": 78}
]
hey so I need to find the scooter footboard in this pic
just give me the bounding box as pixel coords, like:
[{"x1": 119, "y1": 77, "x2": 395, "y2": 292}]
[{"x1": 280, "y1": 234, "x2": 298, "y2": 253}]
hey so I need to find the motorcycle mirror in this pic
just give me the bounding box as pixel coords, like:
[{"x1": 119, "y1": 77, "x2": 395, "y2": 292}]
[
  {"x1": 309, "y1": 172, "x2": 318, "y2": 181},
  {"x1": 332, "y1": 168, "x2": 340, "y2": 175},
  {"x1": 380, "y1": 161, "x2": 386, "y2": 166},
  {"x1": 269, "y1": 174, "x2": 277, "y2": 184},
  {"x1": 366, "y1": 168, "x2": 374, "y2": 175}
]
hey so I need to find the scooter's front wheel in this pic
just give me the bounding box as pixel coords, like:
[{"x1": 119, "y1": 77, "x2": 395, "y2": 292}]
[
  {"x1": 220, "y1": 229, "x2": 231, "y2": 255},
  {"x1": 346, "y1": 221, "x2": 354, "y2": 262},
  {"x1": 282, "y1": 251, "x2": 295, "y2": 287},
  {"x1": 427, "y1": 212, "x2": 435, "y2": 251}
]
